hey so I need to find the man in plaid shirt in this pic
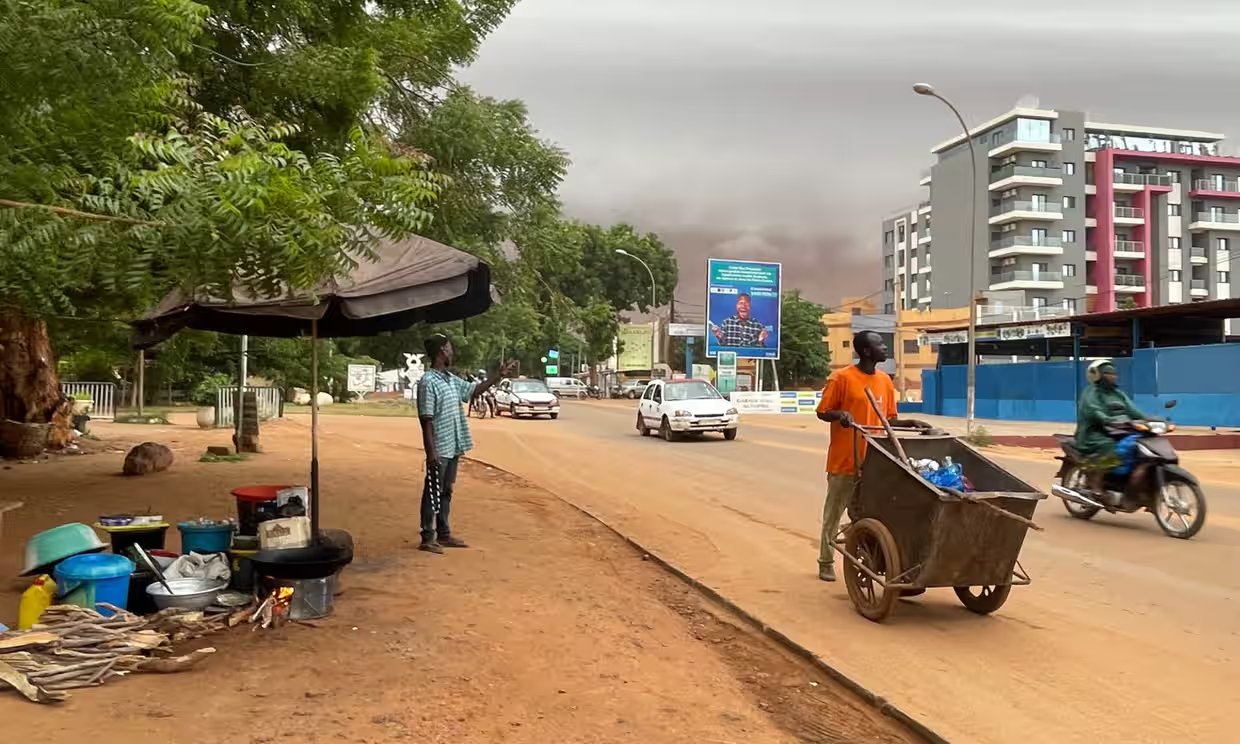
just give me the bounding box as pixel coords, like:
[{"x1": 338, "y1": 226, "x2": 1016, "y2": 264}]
[
  {"x1": 416, "y1": 333, "x2": 514, "y2": 554},
  {"x1": 712, "y1": 293, "x2": 770, "y2": 347}
]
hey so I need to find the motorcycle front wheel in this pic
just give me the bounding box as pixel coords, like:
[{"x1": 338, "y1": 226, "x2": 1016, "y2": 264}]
[{"x1": 1154, "y1": 476, "x2": 1206, "y2": 539}]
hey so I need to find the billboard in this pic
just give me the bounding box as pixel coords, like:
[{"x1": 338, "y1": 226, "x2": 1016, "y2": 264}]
[
  {"x1": 616, "y1": 323, "x2": 654, "y2": 371},
  {"x1": 706, "y1": 259, "x2": 781, "y2": 360},
  {"x1": 346, "y1": 364, "x2": 377, "y2": 394}
]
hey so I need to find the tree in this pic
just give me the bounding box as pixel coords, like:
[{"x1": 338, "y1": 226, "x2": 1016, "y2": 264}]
[{"x1": 777, "y1": 291, "x2": 830, "y2": 388}]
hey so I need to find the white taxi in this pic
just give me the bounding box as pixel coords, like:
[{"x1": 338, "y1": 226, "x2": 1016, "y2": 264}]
[
  {"x1": 495, "y1": 378, "x2": 560, "y2": 419},
  {"x1": 636, "y1": 379, "x2": 739, "y2": 441}
]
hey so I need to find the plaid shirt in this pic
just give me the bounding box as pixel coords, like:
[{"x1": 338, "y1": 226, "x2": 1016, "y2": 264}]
[
  {"x1": 417, "y1": 369, "x2": 477, "y2": 459},
  {"x1": 717, "y1": 315, "x2": 766, "y2": 347}
]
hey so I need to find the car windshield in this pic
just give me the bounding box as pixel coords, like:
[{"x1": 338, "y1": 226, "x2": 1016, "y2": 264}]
[
  {"x1": 664, "y1": 381, "x2": 721, "y2": 401},
  {"x1": 512, "y1": 381, "x2": 549, "y2": 394}
]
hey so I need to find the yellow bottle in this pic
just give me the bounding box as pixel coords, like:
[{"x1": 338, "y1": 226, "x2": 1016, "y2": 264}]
[{"x1": 18, "y1": 575, "x2": 57, "y2": 630}]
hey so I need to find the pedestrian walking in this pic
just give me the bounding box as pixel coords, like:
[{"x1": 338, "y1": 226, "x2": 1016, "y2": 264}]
[
  {"x1": 815, "y1": 331, "x2": 929, "y2": 581},
  {"x1": 416, "y1": 333, "x2": 514, "y2": 554}
]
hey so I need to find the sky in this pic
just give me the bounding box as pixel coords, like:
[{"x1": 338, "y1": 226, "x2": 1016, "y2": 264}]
[{"x1": 461, "y1": 0, "x2": 1240, "y2": 307}]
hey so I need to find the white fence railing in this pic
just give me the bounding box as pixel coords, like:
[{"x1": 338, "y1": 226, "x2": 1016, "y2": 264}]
[
  {"x1": 61, "y1": 382, "x2": 117, "y2": 420},
  {"x1": 214, "y1": 386, "x2": 283, "y2": 428}
]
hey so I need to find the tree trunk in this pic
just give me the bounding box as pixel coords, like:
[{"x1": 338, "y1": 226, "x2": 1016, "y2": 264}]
[{"x1": 0, "y1": 309, "x2": 72, "y2": 448}]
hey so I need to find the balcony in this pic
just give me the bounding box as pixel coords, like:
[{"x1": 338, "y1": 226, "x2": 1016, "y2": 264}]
[
  {"x1": 989, "y1": 164, "x2": 1063, "y2": 191},
  {"x1": 989, "y1": 270, "x2": 1065, "y2": 291},
  {"x1": 1113, "y1": 206, "x2": 1145, "y2": 224},
  {"x1": 989, "y1": 235, "x2": 1065, "y2": 258},
  {"x1": 1191, "y1": 279, "x2": 1210, "y2": 297},
  {"x1": 988, "y1": 131, "x2": 1062, "y2": 158},
  {"x1": 1113, "y1": 172, "x2": 1174, "y2": 191},
  {"x1": 1114, "y1": 274, "x2": 1146, "y2": 293},
  {"x1": 1189, "y1": 246, "x2": 1209, "y2": 264},
  {"x1": 989, "y1": 199, "x2": 1064, "y2": 225},
  {"x1": 919, "y1": 170, "x2": 932, "y2": 187},
  {"x1": 918, "y1": 200, "x2": 932, "y2": 213},
  {"x1": 1189, "y1": 211, "x2": 1240, "y2": 231},
  {"x1": 918, "y1": 230, "x2": 932, "y2": 245},
  {"x1": 1191, "y1": 179, "x2": 1240, "y2": 198},
  {"x1": 977, "y1": 305, "x2": 1072, "y2": 324},
  {"x1": 1113, "y1": 240, "x2": 1145, "y2": 258}
]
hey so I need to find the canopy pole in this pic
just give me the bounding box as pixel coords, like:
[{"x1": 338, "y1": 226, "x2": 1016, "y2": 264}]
[{"x1": 310, "y1": 320, "x2": 321, "y2": 541}]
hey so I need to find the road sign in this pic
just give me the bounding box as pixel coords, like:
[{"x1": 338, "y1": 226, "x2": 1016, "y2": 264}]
[
  {"x1": 346, "y1": 364, "x2": 377, "y2": 395},
  {"x1": 545, "y1": 364, "x2": 559, "y2": 376},
  {"x1": 716, "y1": 351, "x2": 738, "y2": 394},
  {"x1": 669, "y1": 323, "x2": 704, "y2": 337}
]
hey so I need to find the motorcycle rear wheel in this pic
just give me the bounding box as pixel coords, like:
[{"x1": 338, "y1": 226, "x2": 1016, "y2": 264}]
[
  {"x1": 1059, "y1": 467, "x2": 1101, "y2": 520},
  {"x1": 1154, "y1": 476, "x2": 1206, "y2": 539}
]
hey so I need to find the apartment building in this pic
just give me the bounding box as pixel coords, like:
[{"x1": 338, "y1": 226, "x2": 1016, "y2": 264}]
[{"x1": 884, "y1": 105, "x2": 1237, "y2": 317}]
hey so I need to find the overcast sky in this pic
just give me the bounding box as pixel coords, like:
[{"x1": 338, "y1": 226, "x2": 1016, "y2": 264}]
[{"x1": 462, "y1": 0, "x2": 1240, "y2": 305}]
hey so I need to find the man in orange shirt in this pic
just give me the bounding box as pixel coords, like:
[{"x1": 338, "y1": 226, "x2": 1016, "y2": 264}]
[{"x1": 815, "y1": 330, "x2": 929, "y2": 581}]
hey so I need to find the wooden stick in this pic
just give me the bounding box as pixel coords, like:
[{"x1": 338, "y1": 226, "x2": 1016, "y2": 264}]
[
  {"x1": 947, "y1": 490, "x2": 1044, "y2": 531},
  {"x1": 863, "y1": 387, "x2": 909, "y2": 464},
  {"x1": 0, "y1": 199, "x2": 160, "y2": 226}
]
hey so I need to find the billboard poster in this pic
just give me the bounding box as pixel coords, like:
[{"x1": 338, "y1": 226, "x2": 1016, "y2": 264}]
[
  {"x1": 705, "y1": 259, "x2": 781, "y2": 360},
  {"x1": 616, "y1": 323, "x2": 654, "y2": 371},
  {"x1": 346, "y1": 364, "x2": 377, "y2": 394}
]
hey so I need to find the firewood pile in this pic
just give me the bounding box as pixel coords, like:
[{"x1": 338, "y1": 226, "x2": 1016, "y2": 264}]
[{"x1": 0, "y1": 603, "x2": 250, "y2": 704}]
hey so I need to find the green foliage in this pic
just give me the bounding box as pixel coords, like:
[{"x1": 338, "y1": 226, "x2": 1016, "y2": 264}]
[
  {"x1": 191, "y1": 372, "x2": 232, "y2": 407},
  {"x1": 1117, "y1": 296, "x2": 1137, "y2": 311},
  {"x1": 963, "y1": 425, "x2": 994, "y2": 448},
  {"x1": 777, "y1": 290, "x2": 831, "y2": 388}
]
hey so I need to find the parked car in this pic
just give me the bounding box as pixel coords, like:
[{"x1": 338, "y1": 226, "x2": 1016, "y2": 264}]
[
  {"x1": 636, "y1": 379, "x2": 739, "y2": 441},
  {"x1": 615, "y1": 378, "x2": 650, "y2": 399},
  {"x1": 546, "y1": 377, "x2": 589, "y2": 399},
  {"x1": 495, "y1": 378, "x2": 560, "y2": 419}
]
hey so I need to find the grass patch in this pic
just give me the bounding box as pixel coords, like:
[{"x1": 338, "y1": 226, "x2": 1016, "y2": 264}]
[
  {"x1": 962, "y1": 425, "x2": 994, "y2": 447},
  {"x1": 114, "y1": 414, "x2": 172, "y2": 425},
  {"x1": 199, "y1": 452, "x2": 249, "y2": 463},
  {"x1": 284, "y1": 401, "x2": 419, "y2": 417}
]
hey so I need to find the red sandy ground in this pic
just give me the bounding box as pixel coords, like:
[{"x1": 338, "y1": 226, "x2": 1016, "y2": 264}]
[{"x1": 0, "y1": 417, "x2": 913, "y2": 744}]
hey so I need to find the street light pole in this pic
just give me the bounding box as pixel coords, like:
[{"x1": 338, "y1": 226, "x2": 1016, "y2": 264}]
[
  {"x1": 914, "y1": 83, "x2": 979, "y2": 434},
  {"x1": 616, "y1": 249, "x2": 659, "y2": 375}
]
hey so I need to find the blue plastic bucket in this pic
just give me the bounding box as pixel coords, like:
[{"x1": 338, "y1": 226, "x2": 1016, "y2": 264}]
[
  {"x1": 54, "y1": 554, "x2": 135, "y2": 617},
  {"x1": 178, "y1": 522, "x2": 234, "y2": 554}
]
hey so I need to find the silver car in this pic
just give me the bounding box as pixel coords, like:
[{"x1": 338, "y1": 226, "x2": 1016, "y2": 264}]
[{"x1": 546, "y1": 377, "x2": 589, "y2": 399}]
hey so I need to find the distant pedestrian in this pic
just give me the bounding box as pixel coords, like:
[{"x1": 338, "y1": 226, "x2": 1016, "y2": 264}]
[
  {"x1": 814, "y1": 331, "x2": 929, "y2": 581},
  {"x1": 416, "y1": 333, "x2": 514, "y2": 554}
]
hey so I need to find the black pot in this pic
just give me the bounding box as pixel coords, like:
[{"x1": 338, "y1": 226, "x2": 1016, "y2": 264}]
[{"x1": 250, "y1": 544, "x2": 352, "y2": 580}]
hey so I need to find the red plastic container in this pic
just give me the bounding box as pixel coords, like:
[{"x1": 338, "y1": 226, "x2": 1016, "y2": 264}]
[{"x1": 232, "y1": 485, "x2": 294, "y2": 536}]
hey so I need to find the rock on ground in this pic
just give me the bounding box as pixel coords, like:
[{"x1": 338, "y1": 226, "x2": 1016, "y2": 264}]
[{"x1": 122, "y1": 442, "x2": 174, "y2": 476}]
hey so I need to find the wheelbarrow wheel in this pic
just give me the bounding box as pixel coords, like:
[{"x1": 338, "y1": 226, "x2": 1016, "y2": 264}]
[
  {"x1": 954, "y1": 584, "x2": 1012, "y2": 615},
  {"x1": 842, "y1": 518, "x2": 902, "y2": 622}
]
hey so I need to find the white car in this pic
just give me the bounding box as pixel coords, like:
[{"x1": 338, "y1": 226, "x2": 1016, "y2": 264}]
[
  {"x1": 546, "y1": 377, "x2": 589, "y2": 399},
  {"x1": 495, "y1": 378, "x2": 560, "y2": 419},
  {"x1": 636, "y1": 379, "x2": 739, "y2": 441}
]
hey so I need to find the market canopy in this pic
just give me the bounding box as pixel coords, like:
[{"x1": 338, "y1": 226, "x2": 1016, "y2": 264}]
[{"x1": 131, "y1": 233, "x2": 493, "y2": 348}]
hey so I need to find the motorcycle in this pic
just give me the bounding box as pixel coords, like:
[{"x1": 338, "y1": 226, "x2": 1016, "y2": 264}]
[
  {"x1": 586, "y1": 384, "x2": 603, "y2": 399},
  {"x1": 1050, "y1": 400, "x2": 1207, "y2": 539}
]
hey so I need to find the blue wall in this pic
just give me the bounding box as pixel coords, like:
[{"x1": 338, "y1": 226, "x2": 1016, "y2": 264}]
[{"x1": 922, "y1": 344, "x2": 1240, "y2": 427}]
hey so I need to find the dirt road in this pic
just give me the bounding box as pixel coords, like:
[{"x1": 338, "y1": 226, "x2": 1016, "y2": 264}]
[
  {"x1": 320, "y1": 401, "x2": 1240, "y2": 744},
  {"x1": 0, "y1": 418, "x2": 912, "y2": 744}
]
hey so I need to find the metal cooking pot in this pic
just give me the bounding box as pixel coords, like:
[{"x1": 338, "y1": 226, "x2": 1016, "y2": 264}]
[{"x1": 250, "y1": 543, "x2": 352, "y2": 580}]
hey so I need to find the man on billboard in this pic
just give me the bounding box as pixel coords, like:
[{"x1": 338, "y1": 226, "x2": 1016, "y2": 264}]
[{"x1": 711, "y1": 293, "x2": 770, "y2": 347}]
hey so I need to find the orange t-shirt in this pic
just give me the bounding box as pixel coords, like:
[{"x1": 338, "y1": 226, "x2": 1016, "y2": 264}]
[{"x1": 816, "y1": 365, "x2": 898, "y2": 475}]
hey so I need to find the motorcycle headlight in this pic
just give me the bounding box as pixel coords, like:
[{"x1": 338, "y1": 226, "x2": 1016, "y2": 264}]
[{"x1": 1148, "y1": 422, "x2": 1167, "y2": 435}]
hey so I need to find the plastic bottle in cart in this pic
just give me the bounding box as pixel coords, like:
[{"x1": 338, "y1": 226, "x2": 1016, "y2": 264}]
[
  {"x1": 18, "y1": 575, "x2": 57, "y2": 630},
  {"x1": 939, "y1": 457, "x2": 964, "y2": 490}
]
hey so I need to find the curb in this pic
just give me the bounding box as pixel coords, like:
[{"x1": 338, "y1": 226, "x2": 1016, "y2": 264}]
[{"x1": 465, "y1": 454, "x2": 952, "y2": 744}]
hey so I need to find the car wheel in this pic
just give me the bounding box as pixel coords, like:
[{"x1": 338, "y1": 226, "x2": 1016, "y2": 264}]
[
  {"x1": 724, "y1": 428, "x2": 738, "y2": 441},
  {"x1": 637, "y1": 413, "x2": 650, "y2": 436},
  {"x1": 510, "y1": 404, "x2": 520, "y2": 419},
  {"x1": 660, "y1": 417, "x2": 679, "y2": 442}
]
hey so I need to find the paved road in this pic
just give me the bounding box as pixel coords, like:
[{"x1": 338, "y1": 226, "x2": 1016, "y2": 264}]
[{"x1": 322, "y1": 403, "x2": 1240, "y2": 743}]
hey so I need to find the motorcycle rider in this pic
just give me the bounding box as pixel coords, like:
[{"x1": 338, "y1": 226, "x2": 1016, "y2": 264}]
[{"x1": 1073, "y1": 359, "x2": 1148, "y2": 504}]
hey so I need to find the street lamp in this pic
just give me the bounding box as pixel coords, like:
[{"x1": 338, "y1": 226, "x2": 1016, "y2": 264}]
[
  {"x1": 616, "y1": 248, "x2": 659, "y2": 374},
  {"x1": 914, "y1": 83, "x2": 979, "y2": 434}
]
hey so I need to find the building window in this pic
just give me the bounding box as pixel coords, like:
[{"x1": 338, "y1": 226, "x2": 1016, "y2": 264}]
[
  {"x1": 1165, "y1": 170, "x2": 1181, "y2": 183},
  {"x1": 1169, "y1": 204, "x2": 1182, "y2": 217},
  {"x1": 1170, "y1": 270, "x2": 1182, "y2": 282},
  {"x1": 1016, "y1": 118, "x2": 1052, "y2": 143},
  {"x1": 1031, "y1": 159, "x2": 1049, "y2": 169},
  {"x1": 1220, "y1": 271, "x2": 1231, "y2": 284},
  {"x1": 1033, "y1": 261, "x2": 1050, "y2": 273},
  {"x1": 1063, "y1": 298, "x2": 1077, "y2": 312},
  {"x1": 897, "y1": 224, "x2": 906, "y2": 242},
  {"x1": 1217, "y1": 238, "x2": 1230, "y2": 252},
  {"x1": 1031, "y1": 227, "x2": 1048, "y2": 245},
  {"x1": 1032, "y1": 297, "x2": 1048, "y2": 308},
  {"x1": 1063, "y1": 263, "x2": 1077, "y2": 277},
  {"x1": 884, "y1": 230, "x2": 894, "y2": 244},
  {"x1": 842, "y1": 340, "x2": 850, "y2": 349},
  {"x1": 1169, "y1": 237, "x2": 1181, "y2": 249},
  {"x1": 1064, "y1": 162, "x2": 1076, "y2": 176},
  {"x1": 884, "y1": 303, "x2": 894, "y2": 314},
  {"x1": 1062, "y1": 195, "x2": 1077, "y2": 209},
  {"x1": 1063, "y1": 128, "x2": 1076, "y2": 142},
  {"x1": 903, "y1": 340, "x2": 919, "y2": 354},
  {"x1": 1062, "y1": 229, "x2": 1076, "y2": 244}
]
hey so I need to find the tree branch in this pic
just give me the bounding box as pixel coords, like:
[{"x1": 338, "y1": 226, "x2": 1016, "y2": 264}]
[{"x1": 0, "y1": 199, "x2": 159, "y2": 227}]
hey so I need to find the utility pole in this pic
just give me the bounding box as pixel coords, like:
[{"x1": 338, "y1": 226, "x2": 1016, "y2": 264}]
[{"x1": 136, "y1": 350, "x2": 145, "y2": 415}]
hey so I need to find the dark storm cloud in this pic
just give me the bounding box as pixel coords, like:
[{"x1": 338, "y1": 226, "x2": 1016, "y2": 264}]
[{"x1": 461, "y1": 0, "x2": 1240, "y2": 303}]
